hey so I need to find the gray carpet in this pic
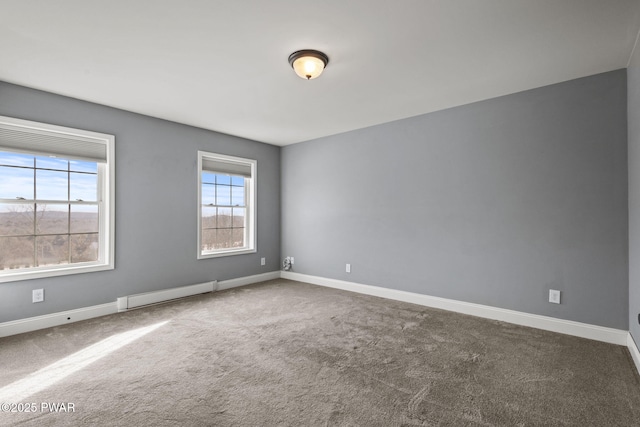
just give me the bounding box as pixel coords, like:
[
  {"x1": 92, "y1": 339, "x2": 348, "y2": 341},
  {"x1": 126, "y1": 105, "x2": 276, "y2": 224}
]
[{"x1": 0, "y1": 279, "x2": 639, "y2": 426}]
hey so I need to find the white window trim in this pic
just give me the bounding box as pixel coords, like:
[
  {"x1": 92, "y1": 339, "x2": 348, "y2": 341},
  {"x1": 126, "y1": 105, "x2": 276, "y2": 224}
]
[
  {"x1": 0, "y1": 116, "x2": 115, "y2": 283},
  {"x1": 197, "y1": 151, "x2": 256, "y2": 259}
]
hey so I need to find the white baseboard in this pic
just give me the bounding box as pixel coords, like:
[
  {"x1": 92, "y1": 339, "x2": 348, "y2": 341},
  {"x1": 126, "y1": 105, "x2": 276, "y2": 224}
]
[
  {"x1": 0, "y1": 271, "x2": 281, "y2": 338},
  {"x1": 218, "y1": 271, "x2": 281, "y2": 291},
  {"x1": 281, "y1": 271, "x2": 628, "y2": 346},
  {"x1": 628, "y1": 333, "x2": 640, "y2": 376},
  {"x1": 0, "y1": 303, "x2": 117, "y2": 338}
]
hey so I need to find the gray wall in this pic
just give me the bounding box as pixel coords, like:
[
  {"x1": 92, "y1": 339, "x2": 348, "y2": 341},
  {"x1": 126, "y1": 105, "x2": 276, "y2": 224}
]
[
  {"x1": 282, "y1": 70, "x2": 628, "y2": 330},
  {"x1": 1, "y1": 69, "x2": 630, "y2": 331},
  {"x1": 629, "y1": 44, "x2": 640, "y2": 343},
  {"x1": 0, "y1": 82, "x2": 281, "y2": 323}
]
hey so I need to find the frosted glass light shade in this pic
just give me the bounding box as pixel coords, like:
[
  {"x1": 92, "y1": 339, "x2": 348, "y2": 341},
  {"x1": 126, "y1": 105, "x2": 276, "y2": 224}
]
[{"x1": 288, "y1": 50, "x2": 329, "y2": 80}]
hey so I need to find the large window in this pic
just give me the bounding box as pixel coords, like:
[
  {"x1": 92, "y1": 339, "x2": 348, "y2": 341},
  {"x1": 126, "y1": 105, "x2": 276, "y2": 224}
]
[
  {"x1": 198, "y1": 151, "x2": 256, "y2": 258},
  {"x1": 0, "y1": 116, "x2": 115, "y2": 282}
]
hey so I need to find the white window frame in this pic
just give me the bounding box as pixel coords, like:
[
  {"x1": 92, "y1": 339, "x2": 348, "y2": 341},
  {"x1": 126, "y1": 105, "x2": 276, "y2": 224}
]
[
  {"x1": 0, "y1": 116, "x2": 115, "y2": 283},
  {"x1": 197, "y1": 151, "x2": 256, "y2": 259}
]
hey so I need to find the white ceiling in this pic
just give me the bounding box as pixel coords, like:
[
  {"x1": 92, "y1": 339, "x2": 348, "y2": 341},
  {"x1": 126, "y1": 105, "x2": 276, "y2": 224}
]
[{"x1": 1, "y1": 1, "x2": 640, "y2": 146}]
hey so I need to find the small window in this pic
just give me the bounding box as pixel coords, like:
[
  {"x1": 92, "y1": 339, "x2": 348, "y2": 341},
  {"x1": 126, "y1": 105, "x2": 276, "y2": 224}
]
[
  {"x1": 198, "y1": 151, "x2": 256, "y2": 258},
  {"x1": 0, "y1": 116, "x2": 115, "y2": 282}
]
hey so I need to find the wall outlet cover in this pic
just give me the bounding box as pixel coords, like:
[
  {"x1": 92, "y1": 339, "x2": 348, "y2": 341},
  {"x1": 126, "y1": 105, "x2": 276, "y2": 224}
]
[
  {"x1": 32, "y1": 289, "x2": 44, "y2": 303},
  {"x1": 549, "y1": 289, "x2": 561, "y2": 304}
]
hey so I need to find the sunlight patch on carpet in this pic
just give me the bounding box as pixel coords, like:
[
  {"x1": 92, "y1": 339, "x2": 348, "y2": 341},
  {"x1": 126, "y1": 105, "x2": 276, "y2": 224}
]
[{"x1": 0, "y1": 321, "x2": 169, "y2": 402}]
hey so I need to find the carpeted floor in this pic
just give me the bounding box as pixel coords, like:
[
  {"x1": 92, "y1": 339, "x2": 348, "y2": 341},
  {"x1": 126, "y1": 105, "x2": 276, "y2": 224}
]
[{"x1": 0, "y1": 279, "x2": 639, "y2": 426}]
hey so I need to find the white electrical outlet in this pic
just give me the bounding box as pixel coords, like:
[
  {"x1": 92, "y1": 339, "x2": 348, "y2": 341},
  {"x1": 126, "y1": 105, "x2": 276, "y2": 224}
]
[
  {"x1": 32, "y1": 289, "x2": 44, "y2": 303},
  {"x1": 346, "y1": 263, "x2": 351, "y2": 273},
  {"x1": 290, "y1": 257, "x2": 294, "y2": 265},
  {"x1": 261, "y1": 257, "x2": 265, "y2": 266},
  {"x1": 549, "y1": 289, "x2": 561, "y2": 304}
]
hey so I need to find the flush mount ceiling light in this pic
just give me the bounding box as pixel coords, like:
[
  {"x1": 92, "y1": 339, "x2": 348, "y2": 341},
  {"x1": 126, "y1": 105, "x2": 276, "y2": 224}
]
[{"x1": 288, "y1": 50, "x2": 329, "y2": 80}]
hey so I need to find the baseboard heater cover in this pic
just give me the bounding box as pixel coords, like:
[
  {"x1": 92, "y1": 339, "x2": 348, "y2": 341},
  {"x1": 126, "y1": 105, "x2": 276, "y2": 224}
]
[{"x1": 117, "y1": 281, "x2": 217, "y2": 312}]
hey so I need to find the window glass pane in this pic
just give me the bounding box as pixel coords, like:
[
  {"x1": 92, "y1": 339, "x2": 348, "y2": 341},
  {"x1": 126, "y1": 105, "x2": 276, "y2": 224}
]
[
  {"x1": 71, "y1": 204, "x2": 98, "y2": 233},
  {"x1": 0, "y1": 117, "x2": 112, "y2": 280},
  {"x1": 36, "y1": 235, "x2": 69, "y2": 266},
  {"x1": 202, "y1": 172, "x2": 215, "y2": 184},
  {"x1": 36, "y1": 156, "x2": 69, "y2": 171},
  {"x1": 201, "y1": 229, "x2": 216, "y2": 252},
  {"x1": 217, "y1": 207, "x2": 232, "y2": 228},
  {"x1": 70, "y1": 234, "x2": 99, "y2": 263},
  {"x1": 36, "y1": 204, "x2": 68, "y2": 234},
  {"x1": 202, "y1": 206, "x2": 216, "y2": 229},
  {"x1": 0, "y1": 203, "x2": 34, "y2": 236},
  {"x1": 0, "y1": 236, "x2": 35, "y2": 270},
  {"x1": 0, "y1": 166, "x2": 34, "y2": 200},
  {"x1": 202, "y1": 183, "x2": 215, "y2": 205},
  {"x1": 232, "y1": 207, "x2": 245, "y2": 228},
  {"x1": 0, "y1": 152, "x2": 34, "y2": 167},
  {"x1": 36, "y1": 169, "x2": 68, "y2": 201},
  {"x1": 216, "y1": 185, "x2": 231, "y2": 206},
  {"x1": 70, "y1": 172, "x2": 97, "y2": 201},
  {"x1": 69, "y1": 160, "x2": 97, "y2": 173},
  {"x1": 232, "y1": 228, "x2": 245, "y2": 248},
  {"x1": 231, "y1": 185, "x2": 245, "y2": 206},
  {"x1": 199, "y1": 153, "x2": 254, "y2": 257},
  {"x1": 217, "y1": 228, "x2": 232, "y2": 249},
  {"x1": 216, "y1": 174, "x2": 231, "y2": 185}
]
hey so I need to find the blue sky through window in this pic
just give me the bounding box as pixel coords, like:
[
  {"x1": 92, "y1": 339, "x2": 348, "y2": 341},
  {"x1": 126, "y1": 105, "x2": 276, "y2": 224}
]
[
  {"x1": 0, "y1": 152, "x2": 98, "y2": 201},
  {"x1": 216, "y1": 174, "x2": 231, "y2": 185},
  {"x1": 201, "y1": 173, "x2": 245, "y2": 207},
  {"x1": 0, "y1": 166, "x2": 34, "y2": 199},
  {"x1": 0, "y1": 152, "x2": 33, "y2": 167}
]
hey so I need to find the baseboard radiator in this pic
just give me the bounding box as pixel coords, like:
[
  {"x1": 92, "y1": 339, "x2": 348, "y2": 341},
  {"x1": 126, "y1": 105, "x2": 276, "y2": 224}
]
[{"x1": 117, "y1": 281, "x2": 217, "y2": 312}]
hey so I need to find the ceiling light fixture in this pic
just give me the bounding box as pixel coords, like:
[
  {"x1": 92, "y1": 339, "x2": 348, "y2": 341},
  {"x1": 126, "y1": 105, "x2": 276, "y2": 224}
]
[{"x1": 288, "y1": 50, "x2": 329, "y2": 80}]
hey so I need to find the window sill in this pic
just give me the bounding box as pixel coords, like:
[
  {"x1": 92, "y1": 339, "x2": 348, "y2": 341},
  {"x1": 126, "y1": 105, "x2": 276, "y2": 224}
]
[
  {"x1": 198, "y1": 248, "x2": 256, "y2": 259},
  {"x1": 0, "y1": 262, "x2": 114, "y2": 283}
]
